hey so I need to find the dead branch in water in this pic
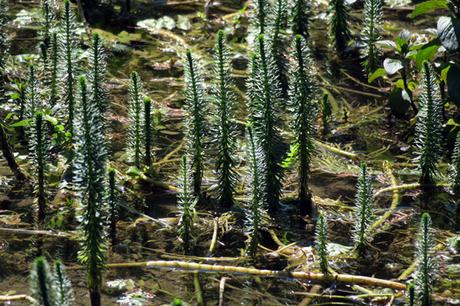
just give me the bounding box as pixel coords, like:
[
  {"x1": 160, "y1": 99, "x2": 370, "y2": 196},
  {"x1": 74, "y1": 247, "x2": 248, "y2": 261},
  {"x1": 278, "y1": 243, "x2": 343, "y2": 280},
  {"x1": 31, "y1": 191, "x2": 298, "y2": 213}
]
[{"x1": 67, "y1": 260, "x2": 406, "y2": 290}]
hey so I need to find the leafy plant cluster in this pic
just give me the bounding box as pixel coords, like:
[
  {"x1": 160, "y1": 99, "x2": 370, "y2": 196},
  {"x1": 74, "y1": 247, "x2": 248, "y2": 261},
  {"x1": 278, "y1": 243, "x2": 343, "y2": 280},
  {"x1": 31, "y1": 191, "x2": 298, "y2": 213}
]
[
  {"x1": 0, "y1": 1, "x2": 112, "y2": 305},
  {"x1": 29, "y1": 257, "x2": 74, "y2": 306}
]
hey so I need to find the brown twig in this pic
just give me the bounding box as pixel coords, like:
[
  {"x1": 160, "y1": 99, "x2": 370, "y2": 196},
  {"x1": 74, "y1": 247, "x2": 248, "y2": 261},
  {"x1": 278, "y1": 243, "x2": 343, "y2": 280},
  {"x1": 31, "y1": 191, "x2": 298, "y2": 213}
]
[
  {"x1": 0, "y1": 294, "x2": 36, "y2": 303},
  {"x1": 0, "y1": 227, "x2": 74, "y2": 238},
  {"x1": 67, "y1": 260, "x2": 406, "y2": 290}
]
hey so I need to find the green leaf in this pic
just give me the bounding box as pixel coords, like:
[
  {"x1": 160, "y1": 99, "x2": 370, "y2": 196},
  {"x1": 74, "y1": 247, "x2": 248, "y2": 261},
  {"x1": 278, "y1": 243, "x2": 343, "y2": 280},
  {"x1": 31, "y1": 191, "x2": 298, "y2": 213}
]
[
  {"x1": 447, "y1": 118, "x2": 460, "y2": 127},
  {"x1": 44, "y1": 114, "x2": 58, "y2": 125},
  {"x1": 9, "y1": 92, "x2": 20, "y2": 100},
  {"x1": 441, "y1": 64, "x2": 451, "y2": 82},
  {"x1": 368, "y1": 68, "x2": 386, "y2": 83},
  {"x1": 126, "y1": 166, "x2": 141, "y2": 177},
  {"x1": 406, "y1": 50, "x2": 418, "y2": 60},
  {"x1": 437, "y1": 16, "x2": 460, "y2": 52},
  {"x1": 383, "y1": 58, "x2": 403, "y2": 75},
  {"x1": 410, "y1": 0, "x2": 447, "y2": 18},
  {"x1": 281, "y1": 143, "x2": 299, "y2": 169},
  {"x1": 11, "y1": 119, "x2": 31, "y2": 127},
  {"x1": 415, "y1": 44, "x2": 440, "y2": 70},
  {"x1": 377, "y1": 40, "x2": 397, "y2": 50},
  {"x1": 447, "y1": 64, "x2": 460, "y2": 106},
  {"x1": 395, "y1": 79, "x2": 405, "y2": 89},
  {"x1": 396, "y1": 30, "x2": 411, "y2": 50},
  {"x1": 408, "y1": 81, "x2": 418, "y2": 91}
]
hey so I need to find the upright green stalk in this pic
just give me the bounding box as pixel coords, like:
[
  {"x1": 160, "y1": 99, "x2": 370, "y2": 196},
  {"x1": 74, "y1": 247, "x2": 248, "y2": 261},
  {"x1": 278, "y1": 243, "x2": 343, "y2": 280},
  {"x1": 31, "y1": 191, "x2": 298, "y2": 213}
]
[
  {"x1": 59, "y1": 0, "x2": 78, "y2": 137},
  {"x1": 108, "y1": 167, "x2": 118, "y2": 245},
  {"x1": 143, "y1": 97, "x2": 154, "y2": 168},
  {"x1": 449, "y1": 131, "x2": 460, "y2": 195},
  {"x1": 289, "y1": 35, "x2": 318, "y2": 215},
  {"x1": 315, "y1": 212, "x2": 329, "y2": 274},
  {"x1": 53, "y1": 260, "x2": 74, "y2": 306},
  {"x1": 414, "y1": 62, "x2": 443, "y2": 185},
  {"x1": 41, "y1": 0, "x2": 55, "y2": 51},
  {"x1": 250, "y1": 34, "x2": 283, "y2": 212},
  {"x1": 30, "y1": 257, "x2": 58, "y2": 306},
  {"x1": 74, "y1": 76, "x2": 107, "y2": 306},
  {"x1": 30, "y1": 111, "x2": 49, "y2": 227},
  {"x1": 361, "y1": 0, "x2": 383, "y2": 74},
  {"x1": 291, "y1": 0, "x2": 311, "y2": 39},
  {"x1": 245, "y1": 127, "x2": 264, "y2": 261},
  {"x1": 127, "y1": 72, "x2": 144, "y2": 169},
  {"x1": 321, "y1": 94, "x2": 332, "y2": 135},
  {"x1": 40, "y1": 0, "x2": 55, "y2": 87},
  {"x1": 49, "y1": 32, "x2": 59, "y2": 107},
  {"x1": 89, "y1": 33, "x2": 107, "y2": 119},
  {"x1": 177, "y1": 155, "x2": 197, "y2": 254},
  {"x1": 183, "y1": 50, "x2": 206, "y2": 197},
  {"x1": 247, "y1": 52, "x2": 260, "y2": 123},
  {"x1": 211, "y1": 30, "x2": 237, "y2": 208},
  {"x1": 40, "y1": 43, "x2": 50, "y2": 89},
  {"x1": 0, "y1": 0, "x2": 26, "y2": 181},
  {"x1": 414, "y1": 213, "x2": 436, "y2": 306},
  {"x1": 407, "y1": 282, "x2": 415, "y2": 306},
  {"x1": 252, "y1": 0, "x2": 271, "y2": 35},
  {"x1": 271, "y1": 0, "x2": 288, "y2": 95},
  {"x1": 328, "y1": 0, "x2": 351, "y2": 53},
  {"x1": 352, "y1": 163, "x2": 374, "y2": 255},
  {"x1": 0, "y1": 0, "x2": 8, "y2": 100},
  {"x1": 26, "y1": 65, "x2": 40, "y2": 119}
]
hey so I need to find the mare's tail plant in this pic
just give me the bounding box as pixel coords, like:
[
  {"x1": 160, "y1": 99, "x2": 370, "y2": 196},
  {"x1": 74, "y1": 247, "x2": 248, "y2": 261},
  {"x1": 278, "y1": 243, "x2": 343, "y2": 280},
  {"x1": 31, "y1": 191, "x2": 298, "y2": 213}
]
[
  {"x1": 321, "y1": 94, "x2": 332, "y2": 135},
  {"x1": 49, "y1": 32, "x2": 59, "y2": 107},
  {"x1": 271, "y1": 0, "x2": 289, "y2": 96},
  {"x1": 143, "y1": 97, "x2": 154, "y2": 168},
  {"x1": 30, "y1": 111, "x2": 50, "y2": 227},
  {"x1": 245, "y1": 127, "x2": 265, "y2": 260},
  {"x1": 250, "y1": 34, "x2": 283, "y2": 212},
  {"x1": 88, "y1": 33, "x2": 107, "y2": 120},
  {"x1": 414, "y1": 213, "x2": 436, "y2": 306},
  {"x1": 291, "y1": 0, "x2": 311, "y2": 39},
  {"x1": 59, "y1": 0, "x2": 78, "y2": 137},
  {"x1": 352, "y1": 163, "x2": 374, "y2": 256},
  {"x1": 184, "y1": 50, "x2": 207, "y2": 197},
  {"x1": 26, "y1": 65, "x2": 40, "y2": 120},
  {"x1": 414, "y1": 62, "x2": 443, "y2": 185},
  {"x1": 289, "y1": 35, "x2": 318, "y2": 215},
  {"x1": 0, "y1": 0, "x2": 26, "y2": 181},
  {"x1": 315, "y1": 212, "x2": 329, "y2": 274},
  {"x1": 450, "y1": 131, "x2": 460, "y2": 195},
  {"x1": 74, "y1": 76, "x2": 107, "y2": 306},
  {"x1": 328, "y1": 0, "x2": 351, "y2": 53},
  {"x1": 361, "y1": 0, "x2": 383, "y2": 75},
  {"x1": 177, "y1": 155, "x2": 197, "y2": 254},
  {"x1": 0, "y1": 0, "x2": 28, "y2": 182},
  {"x1": 53, "y1": 260, "x2": 74, "y2": 306},
  {"x1": 43, "y1": 32, "x2": 60, "y2": 107},
  {"x1": 40, "y1": 0, "x2": 56, "y2": 86},
  {"x1": 211, "y1": 30, "x2": 237, "y2": 208},
  {"x1": 127, "y1": 71, "x2": 145, "y2": 169},
  {"x1": 108, "y1": 167, "x2": 118, "y2": 245},
  {"x1": 407, "y1": 283, "x2": 415, "y2": 306},
  {"x1": 252, "y1": 0, "x2": 272, "y2": 35},
  {"x1": 0, "y1": 0, "x2": 8, "y2": 99},
  {"x1": 41, "y1": 0, "x2": 55, "y2": 50},
  {"x1": 30, "y1": 256, "x2": 58, "y2": 306}
]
